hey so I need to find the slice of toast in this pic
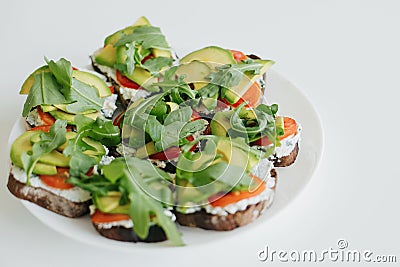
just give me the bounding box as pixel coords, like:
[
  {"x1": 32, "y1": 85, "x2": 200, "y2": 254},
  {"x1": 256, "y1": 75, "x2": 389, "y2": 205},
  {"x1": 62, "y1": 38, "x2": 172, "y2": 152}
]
[
  {"x1": 174, "y1": 169, "x2": 277, "y2": 231},
  {"x1": 273, "y1": 142, "x2": 299, "y2": 167},
  {"x1": 92, "y1": 223, "x2": 167, "y2": 243},
  {"x1": 7, "y1": 172, "x2": 91, "y2": 218}
]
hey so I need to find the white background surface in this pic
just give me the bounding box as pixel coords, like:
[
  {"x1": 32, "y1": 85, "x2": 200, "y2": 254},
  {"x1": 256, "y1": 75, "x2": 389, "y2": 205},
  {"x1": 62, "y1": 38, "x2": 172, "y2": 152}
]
[{"x1": 0, "y1": 0, "x2": 399, "y2": 266}]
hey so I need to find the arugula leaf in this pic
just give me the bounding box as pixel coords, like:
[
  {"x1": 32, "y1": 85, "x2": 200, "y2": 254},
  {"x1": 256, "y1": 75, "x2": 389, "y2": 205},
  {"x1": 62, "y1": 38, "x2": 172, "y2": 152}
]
[
  {"x1": 164, "y1": 106, "x2": 191, "y2": 125},
  {"x1": 198, "y1": 59, "x2": 264, "y2": 99},
  {"x1": 61, "y1": 79, "x2": 104, "y2": 114},
  {"x1": 142, "y1": 57, "x2": 173, "y2": 74},
  {"x1": 45, "y1": 57, "x2": 72, "y2": 89},
  {"x1": 114, "y1": 26, "x2": 170, "y2": 50},
  {"x1": 64, "y1": 115, "x2": 120, "y2": 176},
  {"x1": 21, "y1": 120, "x2": 67, "y2": 184},
  {"x1": 124, "y1": 42, "x2": 138, "y2": 75},
  {"x1": 22, "y1": 72, "x2": 67, "y2": 116}
]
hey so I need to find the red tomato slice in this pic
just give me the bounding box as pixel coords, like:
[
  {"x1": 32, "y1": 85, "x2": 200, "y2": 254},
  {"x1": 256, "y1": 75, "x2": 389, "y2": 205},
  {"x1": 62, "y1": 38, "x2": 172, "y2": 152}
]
[
  {"x1": 186, "y1": 135, "x2": 197, "y2": 152},
  {"x1": 91, "y1": 209, "x2": 130, "y2": 224},
  {"x1": 37, "y1": 106, "x2": 56, "y2": 126},
  {"x1": 252, "y1": 117, "x2": 298, "y2": 146},
  {"x1": 252, "y1": 136, "x2": 272, "y2": 146},
  {"x1": 30, "y1": 125, "x2": 52, "y2": 132},
  {"x1": 142, "y1": 54, "x2": 154, "y2": 63},
  {"x1": 191, "y1": 110, "x2": 201, "y2": 121},
  {"x1": 208, "y1": 175, "x2": 266, "y2": 207},
  {"x1": 230, "y1": 50, "x2": 247, "y2": 62},
  {"x1": 149, "y1": 146, "x2": 181, "y2": 161},
  {"x1": 116, "y1": 70, "x2": 141, "y2": 89},
  {"x1": 229, "y1": 82, "x2": 261, "y2": 108},
  {"x1": 39, "y1": 167, "x2": 74, "y2": 190},
  {"x1": 109, "y1": 85, "x2": 115, "y2": 94}
]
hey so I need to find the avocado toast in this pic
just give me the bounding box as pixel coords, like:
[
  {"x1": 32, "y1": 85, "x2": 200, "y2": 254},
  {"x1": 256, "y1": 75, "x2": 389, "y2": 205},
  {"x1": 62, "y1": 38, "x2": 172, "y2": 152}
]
[
  {"x1": 91, "y1": 16, "x2": 175, "y2": 107},
  {"x1": 8, "y1": 117, "x2": 120, "y2": 217}
]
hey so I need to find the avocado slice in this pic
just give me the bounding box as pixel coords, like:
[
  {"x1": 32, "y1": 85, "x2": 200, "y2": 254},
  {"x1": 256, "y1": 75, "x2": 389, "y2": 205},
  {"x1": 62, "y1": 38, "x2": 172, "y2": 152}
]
[
  {"x1": 20, "y1": 66, "x2": 50, "y2": 94},
  {"x1": 123, "y1": 67, "x2": 156, "y2": 88},
  {"x1": 135, "y1": 141, "x2": 157, "y2": 159},
  {"x1": 180, "y1": 46, "x2": 236, "y2": 66},
  {"x1": 40, "y1": 105, "x2": 58, "y2": 112},
  {"x1": 81, "y1": 137, "x2": 106, "y2": 157},
  {"x1": 72, "y1": 70, "x2": 111, "y2": 98},
  {"x1": 216, "y1": 139, "x2": 252, "y2": 171},
  {"x1": 49, "y1": 110, "x2": 100, "y2": 125},
  {"x1": 176, "y1": 61, "x2": 211, "y2": 86},
  {"x1": 210, "y1": 110, "x2": 234, "y2": 137},
  {"x1": 38, "y1": 150, "x2": 70, "y2": 167},
  {"x1": 93, "y1": 44, "x2": 117, "y2": 67},
  {"x1": 93, "y1": 192, "x2": 130, "y2": 214},
  {"x1": 10, "y1": 131, "x2": 58, "y2": 175},
  {"x1": 152, "y1": 48, "x2": 171, "y2": 58}
]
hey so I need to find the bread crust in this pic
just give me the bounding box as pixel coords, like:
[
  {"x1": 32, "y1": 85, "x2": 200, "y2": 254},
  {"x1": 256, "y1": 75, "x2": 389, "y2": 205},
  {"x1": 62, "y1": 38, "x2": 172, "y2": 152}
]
[
  {"x1": 273, "y1": 142, "x2": 299, "y2": 167},
  {"x1": 174, "y1": 169, "x2": 277, "y2": 231},
  {"x1": 7, "y1": 172, "x2": 90, "y2": 218},
  {"x1": 92, "y1": 223, "x2": 167, "y2": 243}
]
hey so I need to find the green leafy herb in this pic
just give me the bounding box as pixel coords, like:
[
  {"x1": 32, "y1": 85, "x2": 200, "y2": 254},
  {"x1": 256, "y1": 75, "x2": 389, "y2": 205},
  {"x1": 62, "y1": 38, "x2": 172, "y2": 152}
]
[
  {"x1": 64, "y1": 115, "x2": 120, "y2": 176},
  {"x1": 125, "y1": 94, "x2": 205, "y2": 152},
  {"x1": 22, "y1": 72, "x2": 67, "y2": 116},
  {"x1": 114, "y1": 26, "x2": 170, "y2": 50},
  {"x1": 21, "y1": 120, "x2": 67, "y2": 184},
  {"x1": 45, "y1": 57, "x2": 72, "y2": 89},
  {"x1": 22, "y1": 57, "x2": 105, "y2": 116},
  {"x1": 142, "y1": 57, "x2": 173, "y2": 74},
  {"x1": 61, "y1": 79, "x2": 104, "y2": 114}
]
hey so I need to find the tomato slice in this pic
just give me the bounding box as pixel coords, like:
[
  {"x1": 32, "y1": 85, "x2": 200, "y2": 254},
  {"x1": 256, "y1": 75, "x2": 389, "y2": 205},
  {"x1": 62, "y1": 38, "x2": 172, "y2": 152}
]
[
  {"x1": 39, "y1": 167, "x2": 74, "y2": 190},
  {"x1": 91, "y1": 209, "x2": 130, "y2": 224},
  {"x1": 142, "y1": 54, "x2": 154, "y2": 63},
  {"x1": 208, "y1": 175, "x2": 266, "y2": 207},
  {"x1": 186, "y1": 135, "x2": 198, "y2": 152},
  {"x1": 229, "y1": 82, "x2": 261, "y2": 108},
  {"x1": 190, "y1": 110, "x2": 201, "y2": 121},
  {"x1": 279, "y1": 117, "x2": 298, "y2": 140},
  {"x1": 109, "y1": 85, "x2": 115, "y2": 94},
  {"x1": 230, "y1": 50, "x2": 247, "y2": 62},
  {"x1": 252, "y1": 136, "x2": 272, "y2": 146},
  {"x1": 37, "y1": 106, "x2": 56, "y2": 126},
  {"x1": 149, "y1": 146, "x2": 181, "y2": 161},
  {"x1": 252, "y1": 117, "x2": 298, "y2": 146},
  {"x1": 116, "y1": 70, "x2": 141, "y2": 89},
  {"x1": 30, "y1": 125, "x2": 52, "y2": 132}
]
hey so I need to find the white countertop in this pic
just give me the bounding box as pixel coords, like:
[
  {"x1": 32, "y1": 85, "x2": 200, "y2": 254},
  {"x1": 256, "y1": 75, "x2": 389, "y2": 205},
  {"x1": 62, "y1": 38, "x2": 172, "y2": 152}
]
[{"x1": 0, "y1": 0, "x2": 399, "y2": 266}]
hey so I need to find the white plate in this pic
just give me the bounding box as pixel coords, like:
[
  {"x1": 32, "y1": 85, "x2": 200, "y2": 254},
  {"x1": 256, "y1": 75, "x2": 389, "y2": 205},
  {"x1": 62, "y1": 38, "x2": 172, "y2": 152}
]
[{"x1": 8, "y1": 69, "x2": 323, "y2": 250}]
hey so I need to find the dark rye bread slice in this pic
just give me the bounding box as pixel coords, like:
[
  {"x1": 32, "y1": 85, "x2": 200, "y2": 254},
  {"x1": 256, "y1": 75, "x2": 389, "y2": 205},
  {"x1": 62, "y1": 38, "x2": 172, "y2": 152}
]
[
  {"x1": 175, "y1": 169, "x2": 277, "y2": 231},
  {"x1": 92, "y1": 223, "x2": 167, "y2": 243},
  {"x1": 273, "y1": 142, "x2": 299, "y2": 167},
  {"x1": 7, "y1": 172, "x2": 91, "y2": 218}
]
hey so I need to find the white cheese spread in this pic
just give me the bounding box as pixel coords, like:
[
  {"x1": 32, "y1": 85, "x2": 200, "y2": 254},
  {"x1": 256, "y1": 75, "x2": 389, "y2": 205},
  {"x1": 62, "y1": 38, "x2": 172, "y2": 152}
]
[
  {"x1": 101, "y1": 94, "x2": 118, "y2": 118},
  {"x1": 274, "y1": 124, "x2": 302, "y2": 158}
]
